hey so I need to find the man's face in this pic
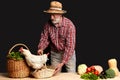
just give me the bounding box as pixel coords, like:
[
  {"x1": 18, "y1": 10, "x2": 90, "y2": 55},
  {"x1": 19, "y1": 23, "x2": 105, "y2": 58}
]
[{"x1": 50, "y1": 14, "x2": 62, "y2": 25}]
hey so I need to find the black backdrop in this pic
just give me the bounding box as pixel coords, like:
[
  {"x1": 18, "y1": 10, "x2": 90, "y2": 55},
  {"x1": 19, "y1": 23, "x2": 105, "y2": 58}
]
[{"x1": 0, "y1": 0, "x2": 120, "y2": 72}]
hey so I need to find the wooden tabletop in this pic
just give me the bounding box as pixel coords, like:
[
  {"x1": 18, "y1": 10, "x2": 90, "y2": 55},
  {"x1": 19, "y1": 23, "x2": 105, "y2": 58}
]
[
  {"x1": 0, "y1": 72, "x2": 120, "y2": 80},
  {"x1": 0, "y1": 72, "x2": 80, "y2": 80}
]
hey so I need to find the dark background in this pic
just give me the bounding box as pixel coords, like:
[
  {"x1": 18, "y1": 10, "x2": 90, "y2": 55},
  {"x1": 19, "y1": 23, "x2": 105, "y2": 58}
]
[{"x1": 0, "y1": 0, "x2": 120, "y2": 72}]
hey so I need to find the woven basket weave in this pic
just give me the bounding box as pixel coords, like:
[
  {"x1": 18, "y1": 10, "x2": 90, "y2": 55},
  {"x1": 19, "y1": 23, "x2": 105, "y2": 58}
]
[
  {"x1": 7, "y1": 43, "x2": 30, "y2": 78},
  {"x1": 32, "y1": 66, "x2": 55, "y2": 79}
]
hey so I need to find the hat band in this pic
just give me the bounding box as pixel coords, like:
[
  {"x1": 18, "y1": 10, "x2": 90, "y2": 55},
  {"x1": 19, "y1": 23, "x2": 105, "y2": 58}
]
[{"x1": 50, "y1": 7, "x2": 62, "y2": 10}]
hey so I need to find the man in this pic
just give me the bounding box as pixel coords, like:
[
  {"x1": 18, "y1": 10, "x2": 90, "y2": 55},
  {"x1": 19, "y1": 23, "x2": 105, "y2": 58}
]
[{"x1": 37, "y1": 1, "x2": 76, "y2": 75}]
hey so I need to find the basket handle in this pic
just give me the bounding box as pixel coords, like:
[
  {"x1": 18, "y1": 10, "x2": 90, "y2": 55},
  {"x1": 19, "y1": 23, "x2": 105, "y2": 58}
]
[{"x1": 8, "y1": 43, "x2": 29, "y2": 55}]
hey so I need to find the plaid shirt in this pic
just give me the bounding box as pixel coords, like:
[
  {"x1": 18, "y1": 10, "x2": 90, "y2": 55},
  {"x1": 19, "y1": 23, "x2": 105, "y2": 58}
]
[{"x1": 38, "y1": 16, "x2": 76, "y2": 64}]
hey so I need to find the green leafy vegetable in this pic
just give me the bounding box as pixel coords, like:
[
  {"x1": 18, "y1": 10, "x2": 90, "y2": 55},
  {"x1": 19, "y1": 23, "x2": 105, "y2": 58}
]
[
  {"x1": 81, "y1": 72, "x2": 99, "y2": 80},
  {"x1": 99, "y1": 68, "x2": 115, "y2": 79},
  {"x1": 7, "y1": 51, "x2": 24, "y2": 60},
  {"x1": 105, "y1": 68, "x2": 115, "y2": 78},
  {"x1": 78, "y1": 64, "x2": 87, "y2": 75}
]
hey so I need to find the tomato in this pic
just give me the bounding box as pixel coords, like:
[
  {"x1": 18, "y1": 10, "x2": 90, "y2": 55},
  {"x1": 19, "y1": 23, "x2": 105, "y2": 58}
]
[
  {"x1": 94, "y1": 70, "x2": 99, "y2": 75},
  {"x1": 90, "y1": 66, "x2": 95, "y2": 70},
  {"x1": 86, "y1": 67, "x2": 92, "y2": 72}
]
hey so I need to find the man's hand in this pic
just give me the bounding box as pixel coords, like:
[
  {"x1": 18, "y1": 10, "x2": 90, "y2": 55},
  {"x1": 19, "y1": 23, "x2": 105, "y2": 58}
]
[
  {"x1": 53, "y1": 63, "x2": 64, "y2": 76},
  {"x1": 37, "y1": 49, "x2": 43, "y2": 55}
]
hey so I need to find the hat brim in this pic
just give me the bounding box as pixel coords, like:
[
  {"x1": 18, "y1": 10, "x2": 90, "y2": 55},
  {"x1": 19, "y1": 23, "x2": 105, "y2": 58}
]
[{"x1": 44, "y1": 9, "x2": 67, "y2": 14}]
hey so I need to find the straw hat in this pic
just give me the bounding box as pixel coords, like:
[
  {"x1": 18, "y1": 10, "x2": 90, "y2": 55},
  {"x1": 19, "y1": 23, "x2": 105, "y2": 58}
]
[{"x1": 44, "y1": 1, "x2": 67, "y2": 14}]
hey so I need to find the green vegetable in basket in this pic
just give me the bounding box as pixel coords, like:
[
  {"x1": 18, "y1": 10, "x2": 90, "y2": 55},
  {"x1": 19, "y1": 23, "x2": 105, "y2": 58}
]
[{"x1": 7, "y1": 51, "x2": 24, "y2": 60}]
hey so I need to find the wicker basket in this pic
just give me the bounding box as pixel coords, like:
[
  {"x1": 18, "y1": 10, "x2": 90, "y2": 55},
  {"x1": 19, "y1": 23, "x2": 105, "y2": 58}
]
[
  {"x1": 7, "y1": 43, "x2": 30, "y2": 78},
  {"x1": 32, "y1": 66, "x2": 55, "y2": 79}
]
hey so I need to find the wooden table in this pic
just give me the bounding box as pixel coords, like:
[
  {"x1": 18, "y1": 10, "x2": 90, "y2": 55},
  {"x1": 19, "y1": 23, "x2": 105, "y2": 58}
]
[
  {"x1": 0, "y1": 72, "x2": 120, "y2": 80},
  {"x1": 0, "y1": 73, "x2": 80, "y2": 80}
]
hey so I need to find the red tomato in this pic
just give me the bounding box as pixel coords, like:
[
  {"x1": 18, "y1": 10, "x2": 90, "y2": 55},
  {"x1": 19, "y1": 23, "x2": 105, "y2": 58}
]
[
  {"x1": 90, "y1": 66, "x2": 95, "y2": 70},
  {"x1": 86, "y1": 67, "x2": 92, "y2": 72},
  {"x1": 94, "y1": 70, "x2": 99, "y2": 75}
]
